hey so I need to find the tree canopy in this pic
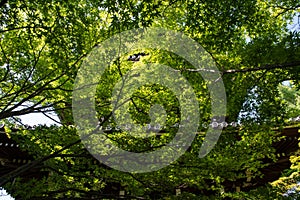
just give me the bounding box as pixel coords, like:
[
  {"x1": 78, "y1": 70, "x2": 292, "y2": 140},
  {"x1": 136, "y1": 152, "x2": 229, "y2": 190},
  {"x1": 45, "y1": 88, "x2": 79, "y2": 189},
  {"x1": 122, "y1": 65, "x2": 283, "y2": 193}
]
[{"x1": 0, "y1": 0, "x2": 300, "y2": 199}]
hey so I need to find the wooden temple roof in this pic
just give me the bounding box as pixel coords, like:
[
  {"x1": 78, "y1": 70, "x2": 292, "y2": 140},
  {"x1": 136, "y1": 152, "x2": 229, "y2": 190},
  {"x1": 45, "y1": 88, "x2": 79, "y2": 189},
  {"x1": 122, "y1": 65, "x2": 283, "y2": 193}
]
[{"x1": 0, "y1": 125, "x2": 299, "y2": 197}]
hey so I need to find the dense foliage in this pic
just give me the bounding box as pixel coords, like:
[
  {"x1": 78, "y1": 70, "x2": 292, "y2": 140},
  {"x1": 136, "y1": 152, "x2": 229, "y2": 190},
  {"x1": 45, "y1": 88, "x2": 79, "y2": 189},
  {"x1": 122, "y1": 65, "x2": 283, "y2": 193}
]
[{"x1": 0, "y1": 0, "x2": 299, "y2": 199}]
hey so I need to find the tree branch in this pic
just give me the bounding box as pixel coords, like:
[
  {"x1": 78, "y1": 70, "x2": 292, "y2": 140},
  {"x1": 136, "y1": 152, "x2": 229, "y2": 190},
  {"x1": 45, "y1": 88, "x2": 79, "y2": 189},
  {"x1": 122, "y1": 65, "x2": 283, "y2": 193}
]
[
  {"x1": 222, "y1": 61, "x2": 300, "y2": 74},
  {"x1": 0, "y1": 114, "x2": 114, "y2": 186}
]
